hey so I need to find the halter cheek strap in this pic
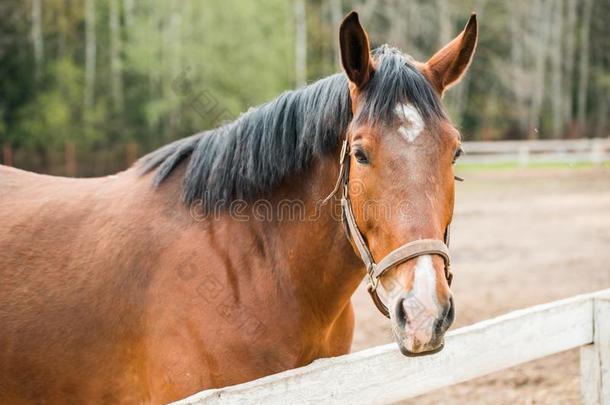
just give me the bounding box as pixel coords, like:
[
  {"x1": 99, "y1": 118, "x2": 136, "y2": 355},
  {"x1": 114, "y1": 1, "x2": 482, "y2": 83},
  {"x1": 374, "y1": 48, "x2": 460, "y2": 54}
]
[{"x1": 327, "y1": 136, "x2": 453, "y2": 318}]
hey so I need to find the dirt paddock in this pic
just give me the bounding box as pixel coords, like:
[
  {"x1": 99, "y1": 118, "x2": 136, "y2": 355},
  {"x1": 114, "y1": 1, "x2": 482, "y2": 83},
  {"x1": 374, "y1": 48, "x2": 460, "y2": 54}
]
[{"x1": 350, "y1": 165, "x2": 610, "y2": 404}]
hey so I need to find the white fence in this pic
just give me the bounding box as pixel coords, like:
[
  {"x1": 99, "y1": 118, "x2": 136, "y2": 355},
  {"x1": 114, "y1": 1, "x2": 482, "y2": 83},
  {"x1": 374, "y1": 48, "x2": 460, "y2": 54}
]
[
  {"x1": 460, "y1": 138, "x2": 610, "y2": 165},
  {"x1": 173, "y1": 288, "x2": 610, "y2": 405}
]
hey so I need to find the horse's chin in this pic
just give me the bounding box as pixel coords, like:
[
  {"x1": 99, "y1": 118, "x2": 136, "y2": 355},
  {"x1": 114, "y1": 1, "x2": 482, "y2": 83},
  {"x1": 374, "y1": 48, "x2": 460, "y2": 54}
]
[
  {"x1": 392, "y1": 325, "x2": 446, "y2": 357},
  {"x1": 396, "y1": 339, "x2": 445, "y2": 357}
]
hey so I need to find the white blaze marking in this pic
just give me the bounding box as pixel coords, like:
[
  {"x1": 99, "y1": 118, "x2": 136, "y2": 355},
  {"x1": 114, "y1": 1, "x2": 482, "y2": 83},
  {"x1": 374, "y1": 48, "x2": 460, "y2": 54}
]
[
  {"x1": 402, "y1": 254, "x2": 440, "y2": 347},
  {"x1": 411, "y1": 255, "x2": 439, "y2": 310},
  {"x1": 395, "y1": 103, "x2": 424, "y2": 142}
]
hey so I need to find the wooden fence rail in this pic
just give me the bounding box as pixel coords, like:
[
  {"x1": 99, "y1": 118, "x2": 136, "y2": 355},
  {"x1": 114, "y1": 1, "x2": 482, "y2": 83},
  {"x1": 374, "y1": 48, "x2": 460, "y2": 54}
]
[
  {"x1": 460, "y1": 138, "x2": 610, "y2": 165},
  {"x1": 173, "y1": 288, "x2": 610, "y2": 405}
]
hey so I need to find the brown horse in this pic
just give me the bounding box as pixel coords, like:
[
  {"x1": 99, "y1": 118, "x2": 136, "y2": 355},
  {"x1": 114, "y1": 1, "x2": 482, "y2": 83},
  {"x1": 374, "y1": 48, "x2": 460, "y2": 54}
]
[{"x1": 0, "y1": 11, "x2": 477, "y2": 404}]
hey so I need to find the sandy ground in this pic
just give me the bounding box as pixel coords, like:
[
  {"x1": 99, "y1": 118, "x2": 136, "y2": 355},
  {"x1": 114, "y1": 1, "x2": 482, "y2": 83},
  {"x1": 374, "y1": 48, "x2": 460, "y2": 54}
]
[{"x1": 349, "y1": 165, "x2": 610, "y2": 404}]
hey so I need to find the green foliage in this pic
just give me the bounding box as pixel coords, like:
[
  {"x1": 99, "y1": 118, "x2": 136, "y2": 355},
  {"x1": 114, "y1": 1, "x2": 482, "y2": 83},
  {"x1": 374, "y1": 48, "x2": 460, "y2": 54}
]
[
  {"x1": 16, "y1": 58, "x2": 83, "y2": 147},
  {"x1": 0, "y1": 0, "x2": 608, "y2": 175}
]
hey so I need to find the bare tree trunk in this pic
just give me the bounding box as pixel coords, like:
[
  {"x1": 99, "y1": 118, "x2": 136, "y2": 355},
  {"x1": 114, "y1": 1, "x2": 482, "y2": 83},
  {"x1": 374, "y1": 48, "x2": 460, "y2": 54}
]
[
  {"x1": 36, "y1": 145, "x2": 48, "y2": 173},
  {"x1": 147, "y1": 1, "x2": 156, "y2": 98},
  {"x1": 57, "y1": 0, "x2": 67, "y2": 57},
  {"x1": 527, "y1": 0, "x2": 553, "y2": 139},
  {"x1": 169, "y1": 7, "x2": 182, "y2": 79},
  {"x1": 329, "y1": 0, "x2": 342, "y2": 69},
  {"x1": 384, "y1": 1, "x2": 406, "y2": 53},
  {"x1": 436, "y1": 0, "x2": 452, "y2": 47},
  {"x1": 84, "y1": 0, "x2": 96, "y2": 109},
  {"x1": 31, "y1": 0, "x2": 43, "y2": 81},
  {"x1": 450, "y1": 0, "x2": 485, "y2": 128},
  {"x1": 438, "y1": 0, "x2": 467, "y2": 125},
  {"x1": 576, "y1": 0, "x2": 593, "y2": 136},
  {"x1": 509, "y1": 2, "x2": 528, "y2": 136},
  {"x1": 404, "y1": 0, "x2": 422, "y2": 58},
  {"x1": 357, "y1": 0, "x2": 380, "y2": 23},
  {"x1": 123, "y1": 0, "x2": 135, "y2": 28},
  {"x1": 550, "y1": 0, "x2": 563, "y2": 138},
  {"x1": 294, "y1": 0, "x2": 307, "y2": 87},
  {"x1": 126, "y1": 141, "x2": 139, "y2": 167},
  {"x1": 110, "y1": 0, "x2": 124, "y2": 112},
  {"x1": 594, "y1": 91, "x2": 609, "y2": 138},
  {"x1": 563, "y1": 0, "x2": 577, "y2": 133},
  {"x1": 65, "y1": 142, "x2": 76, "y2": 177},
  {"x1": 2, "y1": 144, "x2": 13, "y2": 167}
]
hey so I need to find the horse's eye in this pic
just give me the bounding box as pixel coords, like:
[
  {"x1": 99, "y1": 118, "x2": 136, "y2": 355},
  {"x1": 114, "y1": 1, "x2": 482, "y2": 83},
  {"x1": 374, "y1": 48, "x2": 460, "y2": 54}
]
[
  {"x1": 452, "y1": 146, "x2": 464, "y2": 164},
  {"x1": 354, "y1": 148, "x2": 369, "y2": 164}
]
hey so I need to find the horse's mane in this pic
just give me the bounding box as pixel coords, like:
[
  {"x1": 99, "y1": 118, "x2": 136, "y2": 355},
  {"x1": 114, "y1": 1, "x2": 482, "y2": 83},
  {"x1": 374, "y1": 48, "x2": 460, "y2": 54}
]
[{"x1": 139, "y1": 46, "x2": 446, "y2": 208}]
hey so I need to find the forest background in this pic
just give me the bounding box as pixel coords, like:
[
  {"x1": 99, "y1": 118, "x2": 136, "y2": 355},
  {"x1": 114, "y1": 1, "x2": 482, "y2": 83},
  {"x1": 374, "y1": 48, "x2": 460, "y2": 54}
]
[{"x1": 0, "y1": 0, "x2": 608, "y2": 176}]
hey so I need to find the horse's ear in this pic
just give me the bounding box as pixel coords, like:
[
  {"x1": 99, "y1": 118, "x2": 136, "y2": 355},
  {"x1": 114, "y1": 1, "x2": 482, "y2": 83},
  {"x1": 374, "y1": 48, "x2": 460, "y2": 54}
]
[
  {"x1": 422, "y1": 13, "x2": 478, "y2": 96},
  {"x1": 339, "y1": 11, "x2": 373, "y2": 89}
]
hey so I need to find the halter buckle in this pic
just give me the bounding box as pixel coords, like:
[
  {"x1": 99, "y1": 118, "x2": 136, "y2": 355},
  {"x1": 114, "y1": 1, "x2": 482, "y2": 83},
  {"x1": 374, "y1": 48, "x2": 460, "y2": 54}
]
[{"x1": 367, "y1": 264, "x2": 379, "y2": 290}]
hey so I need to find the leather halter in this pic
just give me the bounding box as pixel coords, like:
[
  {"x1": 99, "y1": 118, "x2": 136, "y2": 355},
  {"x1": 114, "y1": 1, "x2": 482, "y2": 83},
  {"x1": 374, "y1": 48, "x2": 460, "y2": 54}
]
[{"x1": 324, "y1": 136, "x2": 453, "y2": 318}]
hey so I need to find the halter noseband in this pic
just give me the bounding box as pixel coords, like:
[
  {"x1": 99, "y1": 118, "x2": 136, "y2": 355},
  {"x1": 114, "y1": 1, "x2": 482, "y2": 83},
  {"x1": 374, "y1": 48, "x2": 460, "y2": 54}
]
[{"x1": 325, "y1": 136, "x2": 453, "y2": 318}]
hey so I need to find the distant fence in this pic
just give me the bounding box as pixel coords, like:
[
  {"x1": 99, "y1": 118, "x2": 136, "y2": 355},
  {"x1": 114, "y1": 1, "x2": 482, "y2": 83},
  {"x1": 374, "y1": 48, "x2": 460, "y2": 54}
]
[
  {"x1": 461, "y1": 138, "x2": 610, "y2": 165},
  {"x1": 0, "y1": 141, "x2": 140, "y2": 177},
  {"x1": 2, "y1": 139, "x2": 609, "y2": 175},
  {"x1": 173, "y1": 289, "x2": 610, "y2": 405}
]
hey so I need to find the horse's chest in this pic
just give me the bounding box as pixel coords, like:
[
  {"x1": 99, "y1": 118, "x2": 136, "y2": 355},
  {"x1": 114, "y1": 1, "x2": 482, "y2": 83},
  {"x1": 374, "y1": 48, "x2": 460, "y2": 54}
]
[{"x1": 270, "y1": 303, "x2": 356, "y2": 368}]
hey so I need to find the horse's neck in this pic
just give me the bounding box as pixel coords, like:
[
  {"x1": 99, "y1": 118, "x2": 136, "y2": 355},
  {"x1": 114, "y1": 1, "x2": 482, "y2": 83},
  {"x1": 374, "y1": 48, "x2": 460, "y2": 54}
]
[
  {"x1": 147, "y1": 152, "x2": 364, "y2": 335},
  {"x1": 264, "y1": 155, "x2": 365, "y2": 325}
]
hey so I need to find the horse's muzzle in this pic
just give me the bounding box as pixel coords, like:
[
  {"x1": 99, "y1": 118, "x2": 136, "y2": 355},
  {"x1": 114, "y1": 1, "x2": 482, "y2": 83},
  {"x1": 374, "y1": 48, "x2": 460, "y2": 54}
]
[{"x1": 391, "y1": 294, "x2": 454, "y2": 356}]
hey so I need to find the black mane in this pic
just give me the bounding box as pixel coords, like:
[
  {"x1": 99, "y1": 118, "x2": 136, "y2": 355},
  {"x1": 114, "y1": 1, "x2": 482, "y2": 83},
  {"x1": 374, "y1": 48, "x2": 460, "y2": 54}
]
[{"x1": 139, "y1": 45, "x2": 446, "y2": 208}]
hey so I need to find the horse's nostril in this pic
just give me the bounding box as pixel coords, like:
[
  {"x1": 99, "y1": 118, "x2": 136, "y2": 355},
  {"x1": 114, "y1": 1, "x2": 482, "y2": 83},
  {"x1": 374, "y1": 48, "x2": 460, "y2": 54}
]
[
  {"x1": 437, "y1": 297, "x2": 455, "y2": 334},
  {"x1": 422, "y1": 297, "x2": 452, "y2": 338},
  {"x1": 394, "y1": 297, "x2": 407, "y2": 328},
  {"x1": 446, "y1": 297, "x2": 455, "y2": 325}
]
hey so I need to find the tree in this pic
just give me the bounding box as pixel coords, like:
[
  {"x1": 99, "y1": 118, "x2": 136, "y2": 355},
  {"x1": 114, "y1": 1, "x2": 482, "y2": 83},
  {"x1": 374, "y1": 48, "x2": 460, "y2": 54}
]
[
  {"x1": 294, "y1": 0, "x2": 307, "y2": 87},
  {"x1": 576, "y1": 0, "x2": 594, "y2": 136},
  {"x1": 109, "y1": 0, "x2": 124, "y2": 113},
  {"x1": 84, "y1": 0, "x2": 96, "y2": 109},
  {"x1": 31, "y1": 0, "x2": 43, "y2": 81}
]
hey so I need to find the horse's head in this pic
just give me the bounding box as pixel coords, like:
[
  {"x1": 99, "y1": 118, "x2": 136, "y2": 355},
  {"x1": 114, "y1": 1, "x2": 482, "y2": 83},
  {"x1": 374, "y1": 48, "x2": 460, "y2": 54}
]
[{"x1": 338, "y1": 12, "x2": 477, "y2": 356}]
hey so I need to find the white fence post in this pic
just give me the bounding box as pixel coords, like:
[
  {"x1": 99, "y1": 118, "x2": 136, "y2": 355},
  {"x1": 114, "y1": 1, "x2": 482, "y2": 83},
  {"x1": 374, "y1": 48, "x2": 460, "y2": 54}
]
[
  {"x1": 581, "y1": 297, "x2": 610, "y2": 405},
  {"x1": 518, "y1": 144, "x2": 530, "y2": 166},
  {"x1": 590, "y1": 138, "x2": 603, "y2": 165}
]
